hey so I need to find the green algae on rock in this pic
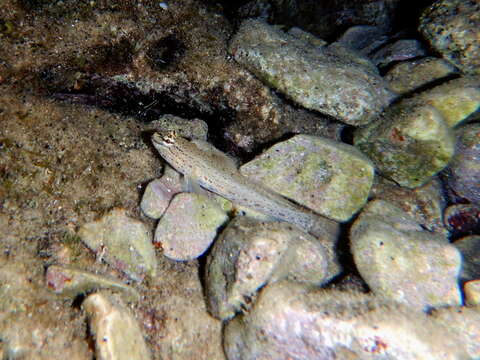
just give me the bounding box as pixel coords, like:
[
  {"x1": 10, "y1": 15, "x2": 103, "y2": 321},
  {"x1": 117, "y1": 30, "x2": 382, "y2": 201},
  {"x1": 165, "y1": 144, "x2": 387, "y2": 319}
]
[
  {"x1": 414, "y1": 76, "x2": 480, "y2": 127},
  {"x1": 229, "y1": 19, "x2": 392, "y2": 126},
  {"x1": 350, "y1": 200, "x2": 462, "y2": 311},
  {"x1": 241, "y1": 134, "x2": 374, "y2": 222},
  {"x1": 354, "y1": 99, "x2": 455, "y2": 188},
  {"x1": 205, "y1": 217, "x2": 340, "y2": 320},
  {"x1": 78, "y1": 208, "x2": 157, "y2": 282},
  {"x1": 154, "y1": 192, "x2": 228, "y2": 261}
]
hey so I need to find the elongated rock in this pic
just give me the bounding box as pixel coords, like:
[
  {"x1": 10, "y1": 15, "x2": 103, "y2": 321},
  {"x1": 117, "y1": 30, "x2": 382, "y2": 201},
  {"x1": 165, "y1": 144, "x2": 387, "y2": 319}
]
[{"x1": 229, "y1": 19, "x2": 392, "y2": 125}]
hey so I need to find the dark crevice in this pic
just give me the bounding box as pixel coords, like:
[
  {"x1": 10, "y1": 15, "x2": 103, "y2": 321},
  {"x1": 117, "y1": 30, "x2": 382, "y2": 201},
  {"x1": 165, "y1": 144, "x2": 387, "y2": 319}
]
[{"x1": 46, "y1": 74, "x2": 241, "y2": 156}]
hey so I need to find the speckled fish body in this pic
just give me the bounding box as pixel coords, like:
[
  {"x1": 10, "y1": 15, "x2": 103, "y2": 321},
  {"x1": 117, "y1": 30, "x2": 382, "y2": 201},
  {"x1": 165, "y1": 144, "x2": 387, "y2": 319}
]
[{"x1": 152, "y1": 132, "x2": 335, "y2": 237}]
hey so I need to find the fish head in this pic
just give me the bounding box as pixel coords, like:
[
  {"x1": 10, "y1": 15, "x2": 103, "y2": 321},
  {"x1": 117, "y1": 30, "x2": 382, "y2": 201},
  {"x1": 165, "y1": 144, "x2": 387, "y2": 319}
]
[{"x1": 152, "y1": 130, "x2": 178, "y2": 148}]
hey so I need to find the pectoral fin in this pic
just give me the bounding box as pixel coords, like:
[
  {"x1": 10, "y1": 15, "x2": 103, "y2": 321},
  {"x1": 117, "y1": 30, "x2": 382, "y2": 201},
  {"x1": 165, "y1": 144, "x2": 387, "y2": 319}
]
[{"x1": 181, "y1": 175, "x2": 209, "y2": 196}]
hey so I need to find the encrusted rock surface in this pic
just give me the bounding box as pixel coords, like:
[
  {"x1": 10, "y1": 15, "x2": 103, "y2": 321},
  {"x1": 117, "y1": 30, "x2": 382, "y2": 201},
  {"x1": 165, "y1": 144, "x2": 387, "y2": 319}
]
[
  {"x1": 444, "y1": 123, "x2": 480, "y2": 204},
  {"x1": 229, "y1": 19, "x2": 392, "y2": 126},
  {"x1": 419, "y1": 0, "x2": 480, "y2": 75},
  {"x1": 241, "y1": 134, "x2": 374, "y2": 221}
]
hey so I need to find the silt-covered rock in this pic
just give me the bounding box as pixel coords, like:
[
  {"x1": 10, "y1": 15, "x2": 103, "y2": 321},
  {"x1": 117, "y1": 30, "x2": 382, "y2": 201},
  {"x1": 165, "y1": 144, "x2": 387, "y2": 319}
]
[
  {"x1": 241, "y1": 134, "x2": 374, "y2": 222},
  {"x1": 229, "y1": 19, "x2": 392, "y2": 126}
]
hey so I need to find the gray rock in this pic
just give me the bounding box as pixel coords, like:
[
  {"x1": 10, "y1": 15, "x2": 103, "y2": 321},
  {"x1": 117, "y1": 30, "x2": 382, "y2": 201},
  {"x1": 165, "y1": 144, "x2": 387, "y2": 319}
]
[
  {"x1": 148, "y1": 114, "x2": 208, "y2": 140},
  {"x1": 77, "y1": 208, "x2": 157, "y2": 282},
  {"x1": 444, "y1": 123, "x2": 480, "y2": 204},
  {"x1": 46, "y1": 265, "x2": 140, "y2": 301},
  {"x1": 453, "y1": 235, "x2": 480, "y2": 282},
  {"x1": 419, "y1": 0, "x2": 480, "y2": 75},
  {"x1": 413, "y1": 76, "x2": 480, "y2": 127},
  {"x1": 464, "y1": 280, "x2": 480, "y2": 306},
  {"x1": 224, "y1": 281, "x2": 467, "y2": 360},
  {"x1": 370, "y1": 176, "x2": 447, "y2": 235},
  {"x1": 431, "y1": 306, "x2": 480, "y2": 359},
  {"x1": 354, "y1": 98, "x2": 455, "y2": 188},
  {"x1": 266, "y1": 0, "x2": 401, "y2": 41},
  {"x1": 154, "y1": 193, "x2": 228, "y2": 261},
  {"x1": 370, "y1": 39, "x2": 427, "y2": 68},
  {"x1": 205, "y1": 217, "x2": 340, "y2": 320},
  {"x1": 287, "y1": 27, "x2": 327, "y2": 48},
  {"x1": 83, "y1": 292, "x2": 151, "y2": 360},
  {"x1": 140, "y1": 168, "x2": 182, "y2": 219},
  {"x1": 240, "y1": 134, "x2": 374, "y2": 222},
  {"x1": 350, "y1": 200, "x2": 462, "y2": 310},
  {"x1": 229, "y1": 19, "x2": 392, "y2": 126},
  {"x1": 337, "y1": 25, "x2": 389, "y2": 54},
  {"x1": 385, "y1": 57, "x2": 459, "y2": 95}
]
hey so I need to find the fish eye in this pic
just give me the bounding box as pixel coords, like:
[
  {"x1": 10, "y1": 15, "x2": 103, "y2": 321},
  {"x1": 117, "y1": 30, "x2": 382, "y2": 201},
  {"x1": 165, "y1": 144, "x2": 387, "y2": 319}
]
[{"x1": 153, "y1": 131, "x2": 177, "y2": 147}]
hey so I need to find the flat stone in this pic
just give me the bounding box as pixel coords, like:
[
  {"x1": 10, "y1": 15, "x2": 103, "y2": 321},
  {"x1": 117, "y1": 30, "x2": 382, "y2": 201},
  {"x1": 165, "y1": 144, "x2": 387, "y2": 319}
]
[
  {"x1": 240, "y1": 134, "x2": 374, "y2": 222},
  {"x1": 205, "y1": 217, "x2": 340, "y2": 320},
  {"x1": 83, "y1": 292, "x2": 151, "y2": 360},
  {"x1": 77, "y1": 208, "x2": 157, "y2": 281},
  {"x1": 229, "y1": 19, "x2": 392, "y2": 126},
  {"x1": 354, "y1": 98, "x2": 455, "y2": 188},
  {"x1": 154, "y1": 193, "x2": 228, "y2": 261},
  {"x1": 350, "y1": 200, "x2": 462, "y2": 310}
]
